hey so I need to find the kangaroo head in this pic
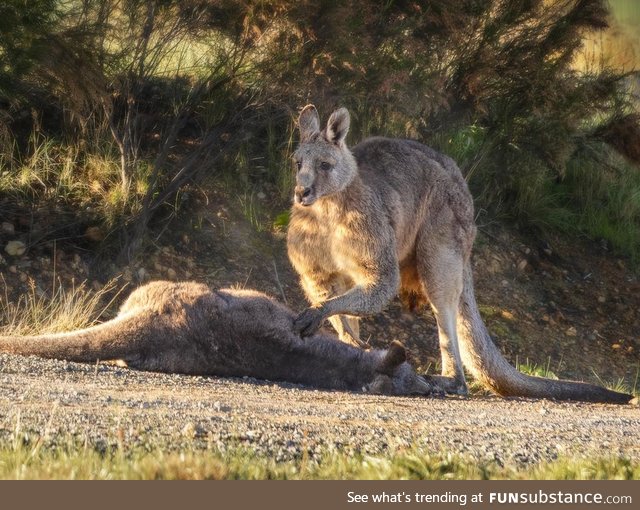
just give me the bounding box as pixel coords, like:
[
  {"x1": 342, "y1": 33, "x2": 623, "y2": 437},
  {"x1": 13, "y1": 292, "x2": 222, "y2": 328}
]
[
  {"x1": 367, "y1": 341, "x2": 434, "y2": 396},
  {"x1": 292, "y1": 105, "x2": 358, "y2": 206}
]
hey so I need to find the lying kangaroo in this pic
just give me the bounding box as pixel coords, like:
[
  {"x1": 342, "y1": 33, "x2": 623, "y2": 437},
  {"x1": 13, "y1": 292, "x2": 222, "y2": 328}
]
[
  {"x1": 287, "y1": 104, "x2": 632, "y2": 404},
  {"x1": 0, "y1": 280, "x2": 434, "y2": 396}
]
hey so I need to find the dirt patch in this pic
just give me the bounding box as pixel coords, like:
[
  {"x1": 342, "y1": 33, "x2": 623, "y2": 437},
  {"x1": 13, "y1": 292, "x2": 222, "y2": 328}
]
[{"x1": 1, "y1": 352, "x2": 638, "y2": 466}]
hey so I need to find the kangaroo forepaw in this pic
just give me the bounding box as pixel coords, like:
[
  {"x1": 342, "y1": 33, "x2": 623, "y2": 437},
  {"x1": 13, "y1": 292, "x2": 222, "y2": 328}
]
[{"x1": 294, "y1": 307, "x2": 325, "y2": 337}]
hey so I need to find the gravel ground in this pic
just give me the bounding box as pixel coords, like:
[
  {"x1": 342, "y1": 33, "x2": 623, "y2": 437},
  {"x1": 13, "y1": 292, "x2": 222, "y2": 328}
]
[{"x1": 0, "y1": 352, "x2": 639, "y2": 467}]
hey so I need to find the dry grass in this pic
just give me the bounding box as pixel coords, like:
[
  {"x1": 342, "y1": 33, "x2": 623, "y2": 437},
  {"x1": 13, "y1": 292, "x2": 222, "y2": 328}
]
[{"x1": 0, "y1": 277, "x2": 123, "y2": 336}]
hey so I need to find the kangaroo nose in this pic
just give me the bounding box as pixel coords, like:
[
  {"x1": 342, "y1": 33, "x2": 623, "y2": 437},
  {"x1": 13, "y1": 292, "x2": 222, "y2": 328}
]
[{"x1": 295, "y1": 186, "x2": 312, "y2": 201}]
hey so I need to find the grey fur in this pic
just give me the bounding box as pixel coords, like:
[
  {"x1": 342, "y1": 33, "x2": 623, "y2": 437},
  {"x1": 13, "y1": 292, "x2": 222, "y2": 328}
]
[
  {"x1": 0, "y1": 281, "x2": 434, "y2": 396},
  {"x1": 287, "y1": 105, "x2": 632, "y2": 404}
]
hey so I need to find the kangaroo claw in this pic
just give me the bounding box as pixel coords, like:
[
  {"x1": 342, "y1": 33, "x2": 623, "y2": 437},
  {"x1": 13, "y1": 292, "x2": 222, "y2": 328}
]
[{"x1": 294, "y1": 307, "x2": 324, "y2": 337}]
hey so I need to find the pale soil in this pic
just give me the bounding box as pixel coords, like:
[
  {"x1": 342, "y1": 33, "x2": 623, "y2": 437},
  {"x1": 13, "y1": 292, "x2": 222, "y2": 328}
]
[{"x1": 0, "y1": 352, "x2": 638, "y2": 467}]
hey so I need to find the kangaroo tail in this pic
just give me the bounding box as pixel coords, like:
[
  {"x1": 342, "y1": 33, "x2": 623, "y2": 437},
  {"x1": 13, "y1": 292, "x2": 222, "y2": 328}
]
[
  {"x1": 0, "y1": 312, "x2": 143, "y2": 363},
  {"x1": 457, "y1": 263, "x2": 633, "y2": 404}
]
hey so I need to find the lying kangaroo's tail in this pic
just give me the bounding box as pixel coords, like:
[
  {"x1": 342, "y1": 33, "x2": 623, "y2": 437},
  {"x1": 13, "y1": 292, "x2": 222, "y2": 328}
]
[
  {"x1": 0, "y1": 312, "x2": 142, "y2": 363},
  {"x1": 457, "y1": 263, "x2": 633, "y2": 404}
]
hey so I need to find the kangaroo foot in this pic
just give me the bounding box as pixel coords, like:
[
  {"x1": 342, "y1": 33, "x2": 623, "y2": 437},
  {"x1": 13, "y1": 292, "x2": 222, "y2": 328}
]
[{"x1": 423, "y1": 375, "x2": 468, "y2": 396}]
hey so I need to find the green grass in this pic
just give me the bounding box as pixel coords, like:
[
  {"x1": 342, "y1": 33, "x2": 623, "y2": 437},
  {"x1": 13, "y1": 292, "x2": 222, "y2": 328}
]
[
  {"x1": 0, "y1": 134, "x2": 150, "y2": 229},
  {"x1": 0, "y1": 438, "x2": 638, "y2": 480},
  {"x1": 516, "y1": 357, "x2": 560, "y2": 380},
  {"x1": 432, "y1": 121, "x2": 640, "y2": 266},
  {"x1": 237, "y1": 191, "x2": 267, "y2": 232},
  {"x1": 513, "y1": 147, "x2": 640, "y2": 263}
]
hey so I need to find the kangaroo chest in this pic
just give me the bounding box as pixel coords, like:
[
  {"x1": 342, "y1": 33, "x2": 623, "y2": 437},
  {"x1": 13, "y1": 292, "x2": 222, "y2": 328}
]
[
  {"x1": 288, "y1": 200, "x2": 399, "y2": 288},
  {"x1": 310, "y1": 221, "x2": 355, "y2": 270}
]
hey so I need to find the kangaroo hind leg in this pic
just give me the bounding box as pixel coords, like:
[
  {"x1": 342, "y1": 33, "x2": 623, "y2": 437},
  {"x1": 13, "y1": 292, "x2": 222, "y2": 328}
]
[{"x1": 417, "y1": 243, "x2": 468, "y2": 395}]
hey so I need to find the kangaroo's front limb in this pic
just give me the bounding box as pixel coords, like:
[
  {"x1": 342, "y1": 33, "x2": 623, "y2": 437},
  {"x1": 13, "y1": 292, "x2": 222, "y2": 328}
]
[
  {"x1": 296, "y1": 273, "x2": 364, "y2": 347},
  {"x1": 294, "y1": 248, "x2": 400, "y2": 338}
]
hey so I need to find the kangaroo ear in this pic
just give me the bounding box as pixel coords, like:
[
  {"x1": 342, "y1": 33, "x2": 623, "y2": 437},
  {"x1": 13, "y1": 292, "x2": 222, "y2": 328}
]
[
  {"x1": 298, "y1": 104, "x2": 320, "y2": 142},
  {"x1": 377, "y1": 340, "x2": 407, "y2": 376},
  {"x1": 325, "y1": 107, "x2": 350, "y2": 145}
]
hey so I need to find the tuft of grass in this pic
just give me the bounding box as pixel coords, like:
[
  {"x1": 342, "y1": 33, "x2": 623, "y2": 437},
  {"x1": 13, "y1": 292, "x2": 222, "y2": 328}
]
[
  {"x1": 591, "y1": 368, "x2": 639, "y2": 397},
  {"x1": 0, "y1": 277, "x2": 123, "y2": 336},
  {"x1": 516, "y1": 357, "x2": 560, "y2": 380},
  {"x1": 237, "y1": 191, "x2": 266, "y2": 232},
  {"x1": 272, "y1": 210, "x2": 290, "y2": 232}
]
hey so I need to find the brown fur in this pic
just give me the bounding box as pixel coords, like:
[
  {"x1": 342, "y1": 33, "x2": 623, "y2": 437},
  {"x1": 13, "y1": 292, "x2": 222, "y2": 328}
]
[
  {"x1": 0, "y1": 281, "x2": 435, "y2": 396},
  {"x1": 287, "y1": 105, "x2": 632, "y2": 404}
]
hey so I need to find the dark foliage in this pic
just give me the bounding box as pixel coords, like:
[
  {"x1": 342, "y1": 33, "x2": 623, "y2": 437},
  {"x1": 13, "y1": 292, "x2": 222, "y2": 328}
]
[{"x1": 0, "y1": 0, "x2": 638, "y2": 262}]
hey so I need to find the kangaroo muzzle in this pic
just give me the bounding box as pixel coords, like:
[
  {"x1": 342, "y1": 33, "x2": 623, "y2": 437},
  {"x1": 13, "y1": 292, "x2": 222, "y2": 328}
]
[{"x1": 294, "y1": 186, "x2": 315, "y2": 206}]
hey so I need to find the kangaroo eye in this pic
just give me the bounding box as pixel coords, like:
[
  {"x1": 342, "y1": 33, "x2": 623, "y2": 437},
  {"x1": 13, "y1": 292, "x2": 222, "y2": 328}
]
[{"x1": 320, "y1": 161, "x2": 332, "y2": 171}]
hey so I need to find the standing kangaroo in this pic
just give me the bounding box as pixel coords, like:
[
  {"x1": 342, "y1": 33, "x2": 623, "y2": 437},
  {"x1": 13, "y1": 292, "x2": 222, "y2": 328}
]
[
  {"x1": 287, "y1": 105, "x2": 632, "y2": 404},
  {"x1": 0, "y1": 281, "x2": 434, "y2": 396}
]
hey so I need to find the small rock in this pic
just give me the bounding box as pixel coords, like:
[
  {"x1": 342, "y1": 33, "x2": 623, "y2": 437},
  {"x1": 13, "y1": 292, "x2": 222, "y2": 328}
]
[
  {"x1": 84, "y1": 226, "x2": 105, "y2": 242},
  {"x1": 501, "y1": 310, "x2": 515, "y2": 320},
  {"x1": 1, "y1": 222, "x2": 15, "y2": 234},
  {"x1": 566, "y1": 326, "x2": 577, "y2": 337},
  {"x1": 213, "y1": 401, "x2": 232, "y2": 413},
  {"x1": 181, "y1": 422, "x2": 196, "y2": 438},
  {"x1": 4, "y1": 240, "x2": 26, "y2": 257},
  {"x1": 137, "y1": 267, "x2": 148, "y2": 281},
  {"x1": 166, "y1": 268, "x2": 177, "y2": 280},
  {"x1": 517, "y1": 259, "x2": 528, "y2": 271},
  {"x1": 597, "y1": 296, "x2": 606, "y2": 303}
]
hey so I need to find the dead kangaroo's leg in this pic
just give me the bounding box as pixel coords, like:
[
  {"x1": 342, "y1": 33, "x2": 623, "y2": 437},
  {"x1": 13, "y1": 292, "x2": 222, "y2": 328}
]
[
  {"x1": 417, "y1": 242, "x2": 468, "y2": 395},
  {"x1": 328, "y1": 315, "x2": 363, "y2": 348}
]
